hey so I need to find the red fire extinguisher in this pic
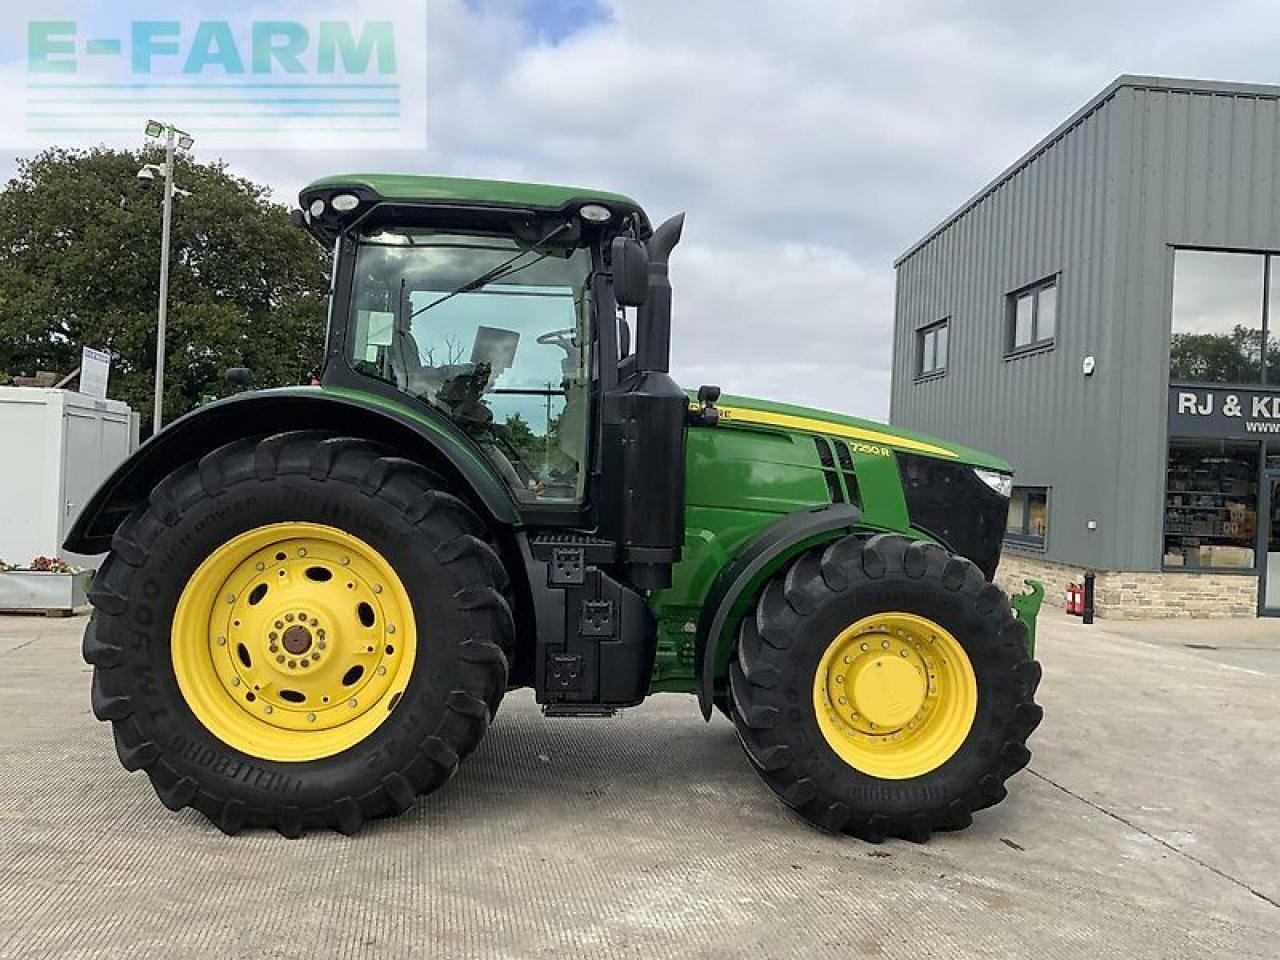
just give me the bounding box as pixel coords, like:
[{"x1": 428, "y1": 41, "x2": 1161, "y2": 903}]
[{"x1": 1066, "y1": 582, "x2": 1084, "y2": 616}]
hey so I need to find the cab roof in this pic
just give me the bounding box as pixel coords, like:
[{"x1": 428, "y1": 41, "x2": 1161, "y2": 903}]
[{"x1": 299, "y1": 173, "x2": 650, "y2": 240}]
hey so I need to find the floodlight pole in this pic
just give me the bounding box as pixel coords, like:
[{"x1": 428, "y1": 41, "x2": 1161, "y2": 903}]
[{"x1": 152, "y1": 126, "x2": 176, "y2": 432}]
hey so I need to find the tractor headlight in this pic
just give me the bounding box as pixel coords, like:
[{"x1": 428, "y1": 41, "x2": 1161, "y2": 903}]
[
  {"x1": 309, "y1": 199, "x2": 327, "y2": 219},
  {"x1": 973, "y1": 468, "x2": 1012, "y2": 498},
  {"x1": 331, "y1": 193, "x2": 360, "y2": 213}
]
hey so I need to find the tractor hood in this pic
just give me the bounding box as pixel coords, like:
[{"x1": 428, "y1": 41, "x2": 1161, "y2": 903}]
[{"x1": 712, "y1": 393, "x2": 1012, "y2": 473}]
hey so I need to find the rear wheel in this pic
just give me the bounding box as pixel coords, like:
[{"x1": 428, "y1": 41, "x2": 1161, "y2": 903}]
[
  {"x1": 84, "y1": 432, "x2": 514, "y2": 837},
  {"x1": 729, "y1": 533, "x2": 1042, "y2": 841}
]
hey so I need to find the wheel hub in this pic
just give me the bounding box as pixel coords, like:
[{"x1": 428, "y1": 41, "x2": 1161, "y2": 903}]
[
  {"x1": 171, "y1": 522, "x2": 418, "y2": 763},
  {"x1": 850, "y1": 652, "x2": 925, "y2": 728},
  {"x1": 281, "y1": 624, "x2": 314, "y2": 656}
]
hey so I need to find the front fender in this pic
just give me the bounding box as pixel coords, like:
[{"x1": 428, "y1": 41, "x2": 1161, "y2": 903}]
[
  {"x1": 695, "y1": 503, "x2": 863, "y2": 718},
  {"x1": 64, "y1": 387, "x2": 520, "y2": 554}
]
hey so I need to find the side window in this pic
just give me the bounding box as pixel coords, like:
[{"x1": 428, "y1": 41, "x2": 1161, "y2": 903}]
[
  {"x1": 916, "y1": 319, "x2": 949, "y2": 378},
  {"x1": 1005, "y1": 486, "x2": 1049, "y2": 549},
  {"x1": 349, "y1": 231, "x2": 593, "y2": 503},
  {"x1": 1007, "y1": 278, "x2": 1058, "y2": 354}
]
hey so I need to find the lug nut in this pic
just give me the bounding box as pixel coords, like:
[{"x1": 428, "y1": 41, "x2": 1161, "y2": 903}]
[
  {"x1": 307, "y1": 713, "x2": 316, "y2": 723},
  {"x1": 386, "y1": 624, "x2": 396, "y2": 635},
  {"x1": 340, "y1": 557, "x2": 350, "y2": 566},
  {"x1": 348, "y1": 699, "x2": 358, "y2": 708},
  {"x1": 298, "y1": 548, "x2": 307, "y2": 557},
  {"x1": 275, "y1": 621, "x2": 284, "y2": 629},
  {"x1": 373, "y1": 585, "x2": 383, "y2": 594},
  {"x1": 231, "y1": 677, "x2": 241, "y2": 687},
  {"x1": 285, "y1": 613, "x2": 295, "y2": 623},
  {"x1": 264, "y1": 705, "x2": 273, "y2": 715},
  {"x1": 216, "y1": 636, "x2": 226, "y2": 646},
  {"x1": 277, "y1": 655, "x2": 286, "y2": 664}
]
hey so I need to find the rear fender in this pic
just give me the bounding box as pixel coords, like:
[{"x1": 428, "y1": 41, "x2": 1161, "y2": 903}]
[{"x1": 63, "y1": 388, "x2": 519, "y2": 554}]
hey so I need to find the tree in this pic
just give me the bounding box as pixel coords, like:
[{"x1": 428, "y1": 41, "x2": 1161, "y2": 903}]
[
  {"x1": 0, "y1": 147, "x2": 331, "y2": 433},
  {"x1": 1169, "y1": 325, "x2": 1263, "y2": 383}
]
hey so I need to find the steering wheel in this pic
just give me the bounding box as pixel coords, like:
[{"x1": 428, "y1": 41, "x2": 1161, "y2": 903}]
[{"x1": 537, "y1": 328, "x2": 577, "y2": 351}]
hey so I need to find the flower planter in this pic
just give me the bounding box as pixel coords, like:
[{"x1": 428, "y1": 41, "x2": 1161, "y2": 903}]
[{"x1": 0, "y1": 569, "x2": 94, "y2": 616}]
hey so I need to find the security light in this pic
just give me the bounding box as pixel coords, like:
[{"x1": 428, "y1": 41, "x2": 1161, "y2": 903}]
[
  {"x1": 145, "y1": 120, "x2": 164, "y2": 138},
  {"x1": 177, "y1": 134, "x2": 195, "y2": 151}
]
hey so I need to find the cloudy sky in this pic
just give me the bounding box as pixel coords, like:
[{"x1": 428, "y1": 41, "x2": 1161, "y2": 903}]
[{"x1": 5, "y1": 0, "x2": 1280, "y2": 419}]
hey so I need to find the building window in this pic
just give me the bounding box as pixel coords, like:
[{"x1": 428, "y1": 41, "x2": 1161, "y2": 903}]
[
  {"x1": 1007, "y1": 278, "x2": 1057, "y2": 354},
  {"x1": 1005, "y1": 486, "x2": 1048, "y2": 549},
  {"x1": 1163, "y1": 439, "x2": 1258, "y2": 570},
  {"x1": 917, "y1": 319, "x2": 949, "y2": 378},
  {"x1": 1169, "y1": 249, "x2": 1266, "y2": 384}
]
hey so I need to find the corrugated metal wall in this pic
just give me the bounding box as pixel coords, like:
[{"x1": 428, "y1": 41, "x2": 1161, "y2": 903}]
[
  {"x1": 890, "y1": 87, "x2": 1126, "y2": 569},
  {"x1": 890, "y1": 77, "x2": 1280, "y2": 572}
]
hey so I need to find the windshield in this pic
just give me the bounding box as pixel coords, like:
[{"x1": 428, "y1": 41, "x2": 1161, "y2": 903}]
[{"x1": 349, "y1": 228, "x2": 594, "y2": 503}]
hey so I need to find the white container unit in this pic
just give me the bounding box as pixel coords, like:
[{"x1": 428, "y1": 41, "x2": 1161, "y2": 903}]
[{"x1": 0, "y1": 387, "x2": 138, "y2": 571}]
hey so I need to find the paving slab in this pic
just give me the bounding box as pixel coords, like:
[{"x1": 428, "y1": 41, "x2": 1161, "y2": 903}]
[{"x1": 0, "y1": 611, "x2": 1276, "y2": 959}]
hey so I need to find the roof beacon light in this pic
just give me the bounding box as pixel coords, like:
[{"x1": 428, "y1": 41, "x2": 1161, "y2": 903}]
[
  {"x1": 309, "y1": 199, "x2": 327, "y2": 219},
  {"x1": 331, "y1": 193, "x2": 360, "y2": 213},
  {"x1": 579, "y1": 203, "x2": 612, "y2": 223}
]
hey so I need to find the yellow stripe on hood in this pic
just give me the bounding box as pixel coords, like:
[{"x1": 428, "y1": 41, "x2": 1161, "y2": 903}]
[{"x1": 716, "y1": 405, "x2": 958, "y2": 459}]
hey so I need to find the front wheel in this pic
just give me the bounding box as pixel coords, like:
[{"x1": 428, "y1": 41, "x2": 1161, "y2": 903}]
[
  {"x1": 83, "y1": 432, "x2": 514, "y2": 837},
  {"x1": 729, "y1": 533, "x2": 1042, "y2": 842}
]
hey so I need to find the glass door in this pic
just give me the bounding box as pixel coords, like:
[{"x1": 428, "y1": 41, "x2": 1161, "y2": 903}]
[{"x1": 1263, "y1": 473, "x2": 1280, "y2": 612}]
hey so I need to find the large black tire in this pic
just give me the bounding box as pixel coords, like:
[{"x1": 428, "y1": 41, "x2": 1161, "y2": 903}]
[
  {"x1": 83, "y1": 431, "x2": 514, "y2": 837},
  {"x1": 729, "y1": 533, "x2": 1042, "y2": 842}
]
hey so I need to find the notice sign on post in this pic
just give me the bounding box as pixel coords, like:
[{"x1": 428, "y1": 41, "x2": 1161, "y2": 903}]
[{"x1": 80, "y1": 347, "x2": 111, "y2": 400}]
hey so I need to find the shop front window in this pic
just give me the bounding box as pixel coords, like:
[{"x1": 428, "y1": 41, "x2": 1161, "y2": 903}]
[
  {"x1": 1163, "y1": 439, "x2": 1259, "y2": 570},
  {"x1": 1169, "y1": 250, "x2": 1264, "y2": 384}
]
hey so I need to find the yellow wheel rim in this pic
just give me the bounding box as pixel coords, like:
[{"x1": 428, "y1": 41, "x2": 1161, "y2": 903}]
[
  {"x1": 813, "y1": 612, "x2": 976, "y2": 779},
  {"x1": 172, "y1": 522, "x2": 417, "y2": 763}
]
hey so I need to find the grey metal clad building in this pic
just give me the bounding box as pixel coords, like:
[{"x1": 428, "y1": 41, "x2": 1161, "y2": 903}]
[{"x1": 891, "y1": 75, "x2": 1280, "y2": 617}]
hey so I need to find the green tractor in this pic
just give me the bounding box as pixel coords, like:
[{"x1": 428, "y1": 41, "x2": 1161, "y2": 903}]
[{"x1": 69, "y1": 174, "x2": 1042, "y2": 841}]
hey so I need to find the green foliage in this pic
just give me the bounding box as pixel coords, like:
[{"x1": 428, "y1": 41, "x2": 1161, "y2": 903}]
[
  {"x1": 0, "y1": 146, "x2": 331, "y2": 432},
  {"x1": 502, "y1": 412, "x2": 542, "y2": 467},
  {"x1": 1169, "y1": 326, "x2": 1264, "y2": 383}
]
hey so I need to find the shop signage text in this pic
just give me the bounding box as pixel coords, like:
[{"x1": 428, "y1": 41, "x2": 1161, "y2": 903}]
[{"x1": 1168, "y1": 385, "x2": 1280, "y2": 438}]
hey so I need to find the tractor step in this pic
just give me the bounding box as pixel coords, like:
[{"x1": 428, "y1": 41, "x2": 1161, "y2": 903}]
[{"x1": 541, "y1": 704, "x2": 620, "y2": 718}]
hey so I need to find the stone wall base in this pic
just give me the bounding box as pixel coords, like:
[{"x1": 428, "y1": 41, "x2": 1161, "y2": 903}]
[{"x1": 995, "y1": 552, "x2": 1259, "y2": 619}]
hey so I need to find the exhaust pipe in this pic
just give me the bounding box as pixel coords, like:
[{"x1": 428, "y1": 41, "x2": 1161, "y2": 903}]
[{"x1": 635, "y1": 213, "x2": 685, "y2": 373}]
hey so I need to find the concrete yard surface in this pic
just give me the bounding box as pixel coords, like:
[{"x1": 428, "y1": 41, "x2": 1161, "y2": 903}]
[{"x1": 0, "y1": 609, "x2": 1276, "y2": 959}]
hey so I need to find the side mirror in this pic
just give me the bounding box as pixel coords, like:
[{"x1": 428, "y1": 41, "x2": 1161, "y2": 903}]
[
  {"x1": 225, "y1": 367, "x2": 253, "y2": 391},
  {"x1": 610, "y1": 237, "x2": 649, "y2": 307}
]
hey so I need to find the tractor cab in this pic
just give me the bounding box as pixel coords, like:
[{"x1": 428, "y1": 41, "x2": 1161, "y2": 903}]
[{"x1": 300, "y1": 175, "x2": 689, "y2": 591}]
